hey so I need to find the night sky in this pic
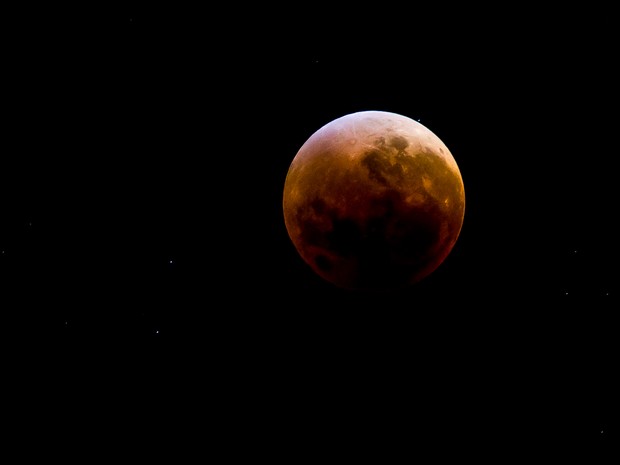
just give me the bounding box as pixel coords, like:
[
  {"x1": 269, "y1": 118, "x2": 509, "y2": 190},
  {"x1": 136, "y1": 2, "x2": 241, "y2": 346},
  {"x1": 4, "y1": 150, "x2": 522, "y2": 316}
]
[{"x1": 3, "y1": 5, "x2": 616, "y2": 460}]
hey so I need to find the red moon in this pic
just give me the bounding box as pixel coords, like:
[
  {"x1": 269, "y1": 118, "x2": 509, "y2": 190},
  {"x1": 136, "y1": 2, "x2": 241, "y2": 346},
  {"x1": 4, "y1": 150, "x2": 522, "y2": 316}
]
[{"x1": 283, "y1": 111, "x2": 465, "y2": 291}]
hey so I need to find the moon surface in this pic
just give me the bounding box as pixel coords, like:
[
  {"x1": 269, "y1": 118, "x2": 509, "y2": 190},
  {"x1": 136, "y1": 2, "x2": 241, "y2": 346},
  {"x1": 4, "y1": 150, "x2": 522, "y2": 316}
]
[{"x1": 283, "y1": 110, "x2": 465, "y2": 291}]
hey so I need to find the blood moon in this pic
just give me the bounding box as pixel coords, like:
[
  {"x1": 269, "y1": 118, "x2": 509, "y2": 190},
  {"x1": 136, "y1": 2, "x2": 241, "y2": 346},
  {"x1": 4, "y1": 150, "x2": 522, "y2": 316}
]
[{"x1": 283, "y1": 111, "x2": 465, "y2": 291}]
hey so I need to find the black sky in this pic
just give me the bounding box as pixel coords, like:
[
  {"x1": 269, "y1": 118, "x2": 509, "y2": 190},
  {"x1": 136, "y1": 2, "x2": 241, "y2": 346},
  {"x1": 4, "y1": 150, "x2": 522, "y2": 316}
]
[{"x1": 2, "y1": 5, "x2": 616, "y2": 460}]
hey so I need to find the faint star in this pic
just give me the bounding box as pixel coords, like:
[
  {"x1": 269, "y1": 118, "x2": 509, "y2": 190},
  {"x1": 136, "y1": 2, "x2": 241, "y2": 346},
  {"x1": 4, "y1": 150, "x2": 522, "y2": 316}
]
[
  {"x1": 155, "y1": 330, "x2": 160, "y2": 334},
  {"x1": 169, "y1": 260, "x2": 173, "y2": 264}
]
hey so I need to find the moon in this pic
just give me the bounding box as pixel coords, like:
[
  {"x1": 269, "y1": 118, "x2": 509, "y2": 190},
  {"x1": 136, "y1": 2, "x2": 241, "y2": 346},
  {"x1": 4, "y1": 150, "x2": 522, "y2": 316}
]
[{"x1": 283, "y1": 110, "x2": 465, "y2": 291}]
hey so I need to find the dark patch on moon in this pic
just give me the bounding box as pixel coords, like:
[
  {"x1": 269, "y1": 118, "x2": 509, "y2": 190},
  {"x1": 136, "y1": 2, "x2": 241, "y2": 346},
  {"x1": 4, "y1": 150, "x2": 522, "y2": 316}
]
[
  {"x1": 327, "y1": 218, "x2": 363, "y2": 257},
  {"x1": 310, "y1": 197, "x2": 327, "y2": 215},
  {"x1": 361, "y1": 150, "x2": 424, "y2": 188},
  {"x1": 390, "y1": 135, "x2": 409, "y2": 151},
  {"x1": 315, "y1": 254, "x2": 333, "y2": 271},
  {"x1": 361, "y1": 150, "x2": 390, "y2": 186},
  {"x1": 361, "y1": 146, "x2": 462, "y2": 215},
  {"x1": 295, "y1": 207, "x2": 325, "y2": 247}
]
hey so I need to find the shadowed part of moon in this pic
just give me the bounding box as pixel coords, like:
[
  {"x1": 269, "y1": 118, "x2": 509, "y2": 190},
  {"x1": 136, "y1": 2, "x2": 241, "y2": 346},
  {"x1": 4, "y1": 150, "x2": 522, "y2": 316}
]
[{"x1": 302, "y1": 201, "x2": 443, "y2": 289}]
